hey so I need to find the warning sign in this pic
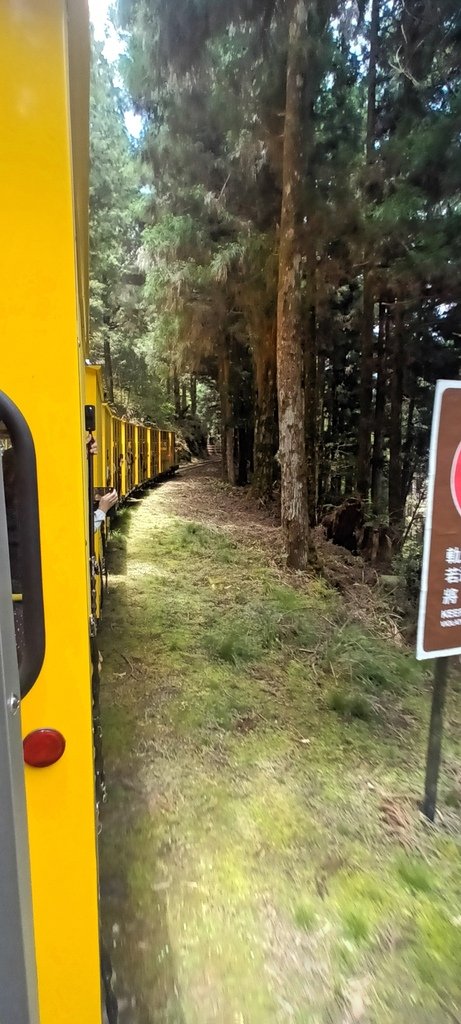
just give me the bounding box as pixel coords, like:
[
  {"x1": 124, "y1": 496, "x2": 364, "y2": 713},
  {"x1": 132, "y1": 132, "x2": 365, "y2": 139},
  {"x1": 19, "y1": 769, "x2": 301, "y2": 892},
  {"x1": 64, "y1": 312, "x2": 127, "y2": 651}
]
[{"x1": 417, "y1": 380, "x2": 461, "y2": 659}]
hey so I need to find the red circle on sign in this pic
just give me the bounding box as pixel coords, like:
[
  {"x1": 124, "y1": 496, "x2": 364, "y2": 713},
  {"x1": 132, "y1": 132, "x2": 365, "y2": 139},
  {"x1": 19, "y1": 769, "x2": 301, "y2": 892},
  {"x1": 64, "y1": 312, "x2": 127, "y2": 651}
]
[{"x1": 450, "y1": 442, "x2": 461, "y2": 517}]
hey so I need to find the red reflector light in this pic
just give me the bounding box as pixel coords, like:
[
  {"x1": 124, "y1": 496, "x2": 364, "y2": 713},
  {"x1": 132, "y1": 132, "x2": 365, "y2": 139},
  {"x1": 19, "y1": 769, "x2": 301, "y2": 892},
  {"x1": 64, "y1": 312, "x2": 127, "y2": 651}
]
[{"x1": 23, "y1": 729, "x2": 66, "y2": 768}]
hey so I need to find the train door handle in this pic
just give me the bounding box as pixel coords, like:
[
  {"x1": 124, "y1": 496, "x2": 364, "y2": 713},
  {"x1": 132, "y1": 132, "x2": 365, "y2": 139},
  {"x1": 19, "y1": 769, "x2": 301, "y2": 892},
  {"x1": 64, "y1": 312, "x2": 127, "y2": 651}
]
[{"x1": 0, "y1": 392, "x2": 45, "y2": 697}]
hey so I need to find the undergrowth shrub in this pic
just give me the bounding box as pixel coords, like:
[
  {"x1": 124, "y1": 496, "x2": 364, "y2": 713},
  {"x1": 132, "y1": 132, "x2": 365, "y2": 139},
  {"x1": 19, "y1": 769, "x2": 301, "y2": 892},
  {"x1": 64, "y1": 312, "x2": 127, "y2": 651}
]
[
  {"x1": 294, "y1": 899, "x2": 317, "y2": 931},
  {"x1": 341, "y1": 907, "x2": 370, "y2": 943},
  {"x1": 175, "y1": 520, "x2": 236, "y2": 559},
  {"x1": 203, "y1": 623, "x2": 262, "y2": 664},
  {"x1": 328, "y1": 690, "x2": 373, "y2": 721},
  {"x1": 394, "y1": 540, "x2": 423, "y2": 608},
  {"x1": 396, "y1": 856, "x2": 434, "y2": 894},
  {"x1": 324, "y1": 624, "x2": 419, "y2": 692}
]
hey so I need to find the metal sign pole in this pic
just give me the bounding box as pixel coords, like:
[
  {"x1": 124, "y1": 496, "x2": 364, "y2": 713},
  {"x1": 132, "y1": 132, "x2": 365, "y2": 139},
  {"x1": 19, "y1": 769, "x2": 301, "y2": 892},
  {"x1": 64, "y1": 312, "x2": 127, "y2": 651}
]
[
  {"x1": 0, "y1": 452, "x2": 40, "y2": 1024},
  {"x1": 422, "y1": 656, "x2": 450, "y2": 822}
]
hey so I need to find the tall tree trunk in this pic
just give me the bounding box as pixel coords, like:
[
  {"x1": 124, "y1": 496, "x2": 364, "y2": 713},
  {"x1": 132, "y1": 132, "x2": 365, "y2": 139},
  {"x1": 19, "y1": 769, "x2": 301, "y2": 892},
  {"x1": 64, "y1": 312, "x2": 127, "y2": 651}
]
[
  {"x1": 357, "y1": 279, "x2": 374, "y2": 499},
  {"x1": 388, "y1": 300, "x2": 404, "y2": 546},
  {"x1": 357, "y1": 0, "x2": 380, "y2": 500},
  {"x1": 103, "y1": 337, "x2": 114, "y2": 403},
  {"x1": 237, "y1": 428, "x2": 251, "y2": 486},
  {"x1": 276, "y1": 0, "x2": 311, "y2": 568},
  {"x1": 371, "y1": 299, "x2": 386, "y2": 514},
  {"x1": 219, "y1": 358, "x2": 227, "y2": 480},
  {"x1": 366, "y1": 0, "x2": 380, "y2": 163},
  {"x1": 253, "y1": 324, "x2": 278, "y2": 500},
  {"x1": 329, "y1": 334, "x2": 345, "y2": 499},
  {"x1": 181, "y1": 380, "x2": 187, "y2": 411},
  {"x1": 173, "y1": 367, "x2": 181, "y2": 417},
  {"x1": 190, "y1": 373, "x2": 197, "y2": 416},
  {"x1": 305, "y1": 254, "x2": 318, "y2": 525},
  {"x1": 317, "y1": 335, "x2": 327, "y2": 507},
  {"x1": 402, "y1": 388, "x2": 416, "y2": 504},
  {"x1": 219, "y1": 346, "x2": 235, "y2": 485}
]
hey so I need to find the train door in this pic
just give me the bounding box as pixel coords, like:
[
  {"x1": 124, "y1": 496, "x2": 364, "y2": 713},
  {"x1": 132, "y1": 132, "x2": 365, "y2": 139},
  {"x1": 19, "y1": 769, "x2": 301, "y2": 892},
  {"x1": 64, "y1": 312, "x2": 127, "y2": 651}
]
[
  {"x1": 133, "y1": 424, "x2": 140, "y2": 488},
  {"x1": 103, "y1": 404, "x2": 113, "y2": 488},
  {"x1": 138, "y1": 425, "x2": 147, "y2": 485},
  {"x1": 126, "y1": 422, "x2": 134, "y2": 492},
  {"x1": 152, "y1": 430, "x2": 159, "y2": 481},
  {"x1": 168, "y1": 431, "x2": 176, "y2": 469},
  {"x1": 116, "y1": 417, "x2": 125, "y2": 498},
  {"x1": 146, "y1": 427, "x2": 152, "y2": 482},
  {"x1": 158, "y1": 429, "x2": 163, "y2": 476},
  {"x1": 85, "y1": 365, "x2": 104, "y2": 489},
  {"x1": 160, "y1": 430, "x2": 168, "y2": 473},
  {"x1": 0, "y1": 417, "x2": 40, "y2": 1024}
]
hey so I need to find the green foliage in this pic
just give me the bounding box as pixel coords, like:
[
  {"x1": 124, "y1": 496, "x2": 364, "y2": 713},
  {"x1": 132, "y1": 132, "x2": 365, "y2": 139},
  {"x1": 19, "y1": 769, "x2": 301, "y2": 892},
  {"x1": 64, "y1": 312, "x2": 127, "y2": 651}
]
[
  {"x1": 89, "y1": 42, "x2": 137, "y2": 348},
  {"x1": 103, "y1": 0, "x2": 461, "y2": 511},
  {"x1": 89, "y1": 41, "x2": 177, "y2": 423}
]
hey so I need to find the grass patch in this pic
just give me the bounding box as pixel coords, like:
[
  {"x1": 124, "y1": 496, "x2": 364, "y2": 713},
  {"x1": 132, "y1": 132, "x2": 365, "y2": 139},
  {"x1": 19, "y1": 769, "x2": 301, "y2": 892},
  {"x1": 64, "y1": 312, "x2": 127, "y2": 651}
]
[
  {"x1": 341, "y1": 906, "x2": 370, "y2": 943},
  {"x1": 324, "y1": 624, "x2": 421, "y2": 692},
  {"x1": 328, "y1": 689, "x2": 373, "y2": 721},
  {"x1": 99, "y1": 492, "x2": 461, "y2": 1024},
  {"x1": 444, "y1": 785, "x2": 461, "y2": 809},
  {"x1": 294, "y1": 898, "x2": 317, "y2": 931},
  {"x1": 396, "y1": 856, "x2": 434, "y2": 894},
  {"x1": 203, "y1": 619, "x2": 265, "y2": 664},
  {"x1": 412, "y1": 906, "x2": 461, "y2": 1000}
]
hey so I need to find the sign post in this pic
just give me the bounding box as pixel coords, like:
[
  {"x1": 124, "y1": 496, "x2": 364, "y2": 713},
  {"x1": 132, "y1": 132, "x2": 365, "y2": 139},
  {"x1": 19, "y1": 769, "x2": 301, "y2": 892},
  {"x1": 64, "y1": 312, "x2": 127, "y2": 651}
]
[
  {"x1": 422, "y1": 657, "x2": 449, "y2": 821},
  {"x1": 417, "y1": 380, "x2": 461, "y2": 820}
]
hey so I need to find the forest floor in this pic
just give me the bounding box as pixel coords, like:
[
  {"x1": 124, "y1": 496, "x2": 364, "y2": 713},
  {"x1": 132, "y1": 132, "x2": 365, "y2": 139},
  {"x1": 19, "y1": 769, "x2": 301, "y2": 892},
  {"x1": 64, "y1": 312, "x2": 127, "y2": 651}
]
[{"x1": 99, "y1": 462, "x2": 461, "y2": 1024}]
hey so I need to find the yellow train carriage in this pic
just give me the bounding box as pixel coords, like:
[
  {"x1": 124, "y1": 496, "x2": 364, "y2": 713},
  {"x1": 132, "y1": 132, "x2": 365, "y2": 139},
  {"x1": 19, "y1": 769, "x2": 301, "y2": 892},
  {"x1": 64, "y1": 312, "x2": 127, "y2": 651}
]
[
  {"x1": 0, "y1": 4, "x2": 178, "y2": 1023},
  {"x1": 85, "y1": 364, "x2": 177, "y2": 498},
  {"x1": 0, "y1": 2, "x2": 104, "y2": 1022}
]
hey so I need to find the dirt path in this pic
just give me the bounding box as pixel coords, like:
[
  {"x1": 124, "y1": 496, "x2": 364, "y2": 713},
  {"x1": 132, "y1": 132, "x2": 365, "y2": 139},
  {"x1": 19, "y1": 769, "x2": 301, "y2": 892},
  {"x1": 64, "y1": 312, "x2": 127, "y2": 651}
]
[{"x1": 99, "y1": 464, "x2": 461, "y2": 1024}]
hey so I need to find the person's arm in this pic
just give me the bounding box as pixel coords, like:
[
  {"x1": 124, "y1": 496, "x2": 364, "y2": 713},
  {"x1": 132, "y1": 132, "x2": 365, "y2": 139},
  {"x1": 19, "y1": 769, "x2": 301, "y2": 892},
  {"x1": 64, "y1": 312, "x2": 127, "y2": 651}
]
[
  {"x1": 94, "y1": 508, "x2": 106, "y2": 534},
  {"x1": 93, "y1": 489, "x2": 118, "y2": 534}
]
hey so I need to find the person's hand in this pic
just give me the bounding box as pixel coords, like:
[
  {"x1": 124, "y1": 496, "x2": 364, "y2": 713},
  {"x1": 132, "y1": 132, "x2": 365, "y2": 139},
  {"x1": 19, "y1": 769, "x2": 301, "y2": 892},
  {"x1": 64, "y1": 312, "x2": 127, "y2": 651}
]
[
  {"x1": 88, "y1": 436, "x2": 98, "y2": 456},
  {"x1": 98, "y1": 489, "x2": 118, "y2": 513}
]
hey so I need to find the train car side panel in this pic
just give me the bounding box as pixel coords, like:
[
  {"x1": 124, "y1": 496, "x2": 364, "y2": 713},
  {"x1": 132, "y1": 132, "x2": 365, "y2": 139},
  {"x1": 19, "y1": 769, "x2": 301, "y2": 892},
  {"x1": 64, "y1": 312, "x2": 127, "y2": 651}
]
[{"x1": 0, "y1": 2, "x2": 102, "y2": 1021}]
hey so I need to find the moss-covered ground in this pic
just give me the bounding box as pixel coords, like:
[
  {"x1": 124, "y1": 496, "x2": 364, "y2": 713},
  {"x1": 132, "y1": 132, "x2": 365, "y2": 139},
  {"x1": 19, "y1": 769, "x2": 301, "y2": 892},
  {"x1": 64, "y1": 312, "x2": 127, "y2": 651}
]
[{"x1": 99, "y1": 464, "x2": 461, "y2": 1024}]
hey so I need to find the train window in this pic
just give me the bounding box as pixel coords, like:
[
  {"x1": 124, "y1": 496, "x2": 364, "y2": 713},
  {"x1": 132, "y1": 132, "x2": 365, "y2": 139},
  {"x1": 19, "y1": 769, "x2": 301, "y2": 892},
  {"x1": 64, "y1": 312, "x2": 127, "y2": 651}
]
[
  {"x1": 0, "y1": 398, "x2": 45, "y2": 697},
  {"x1": 0, "y1": 426, "x2": 24, "y2": 659}
]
